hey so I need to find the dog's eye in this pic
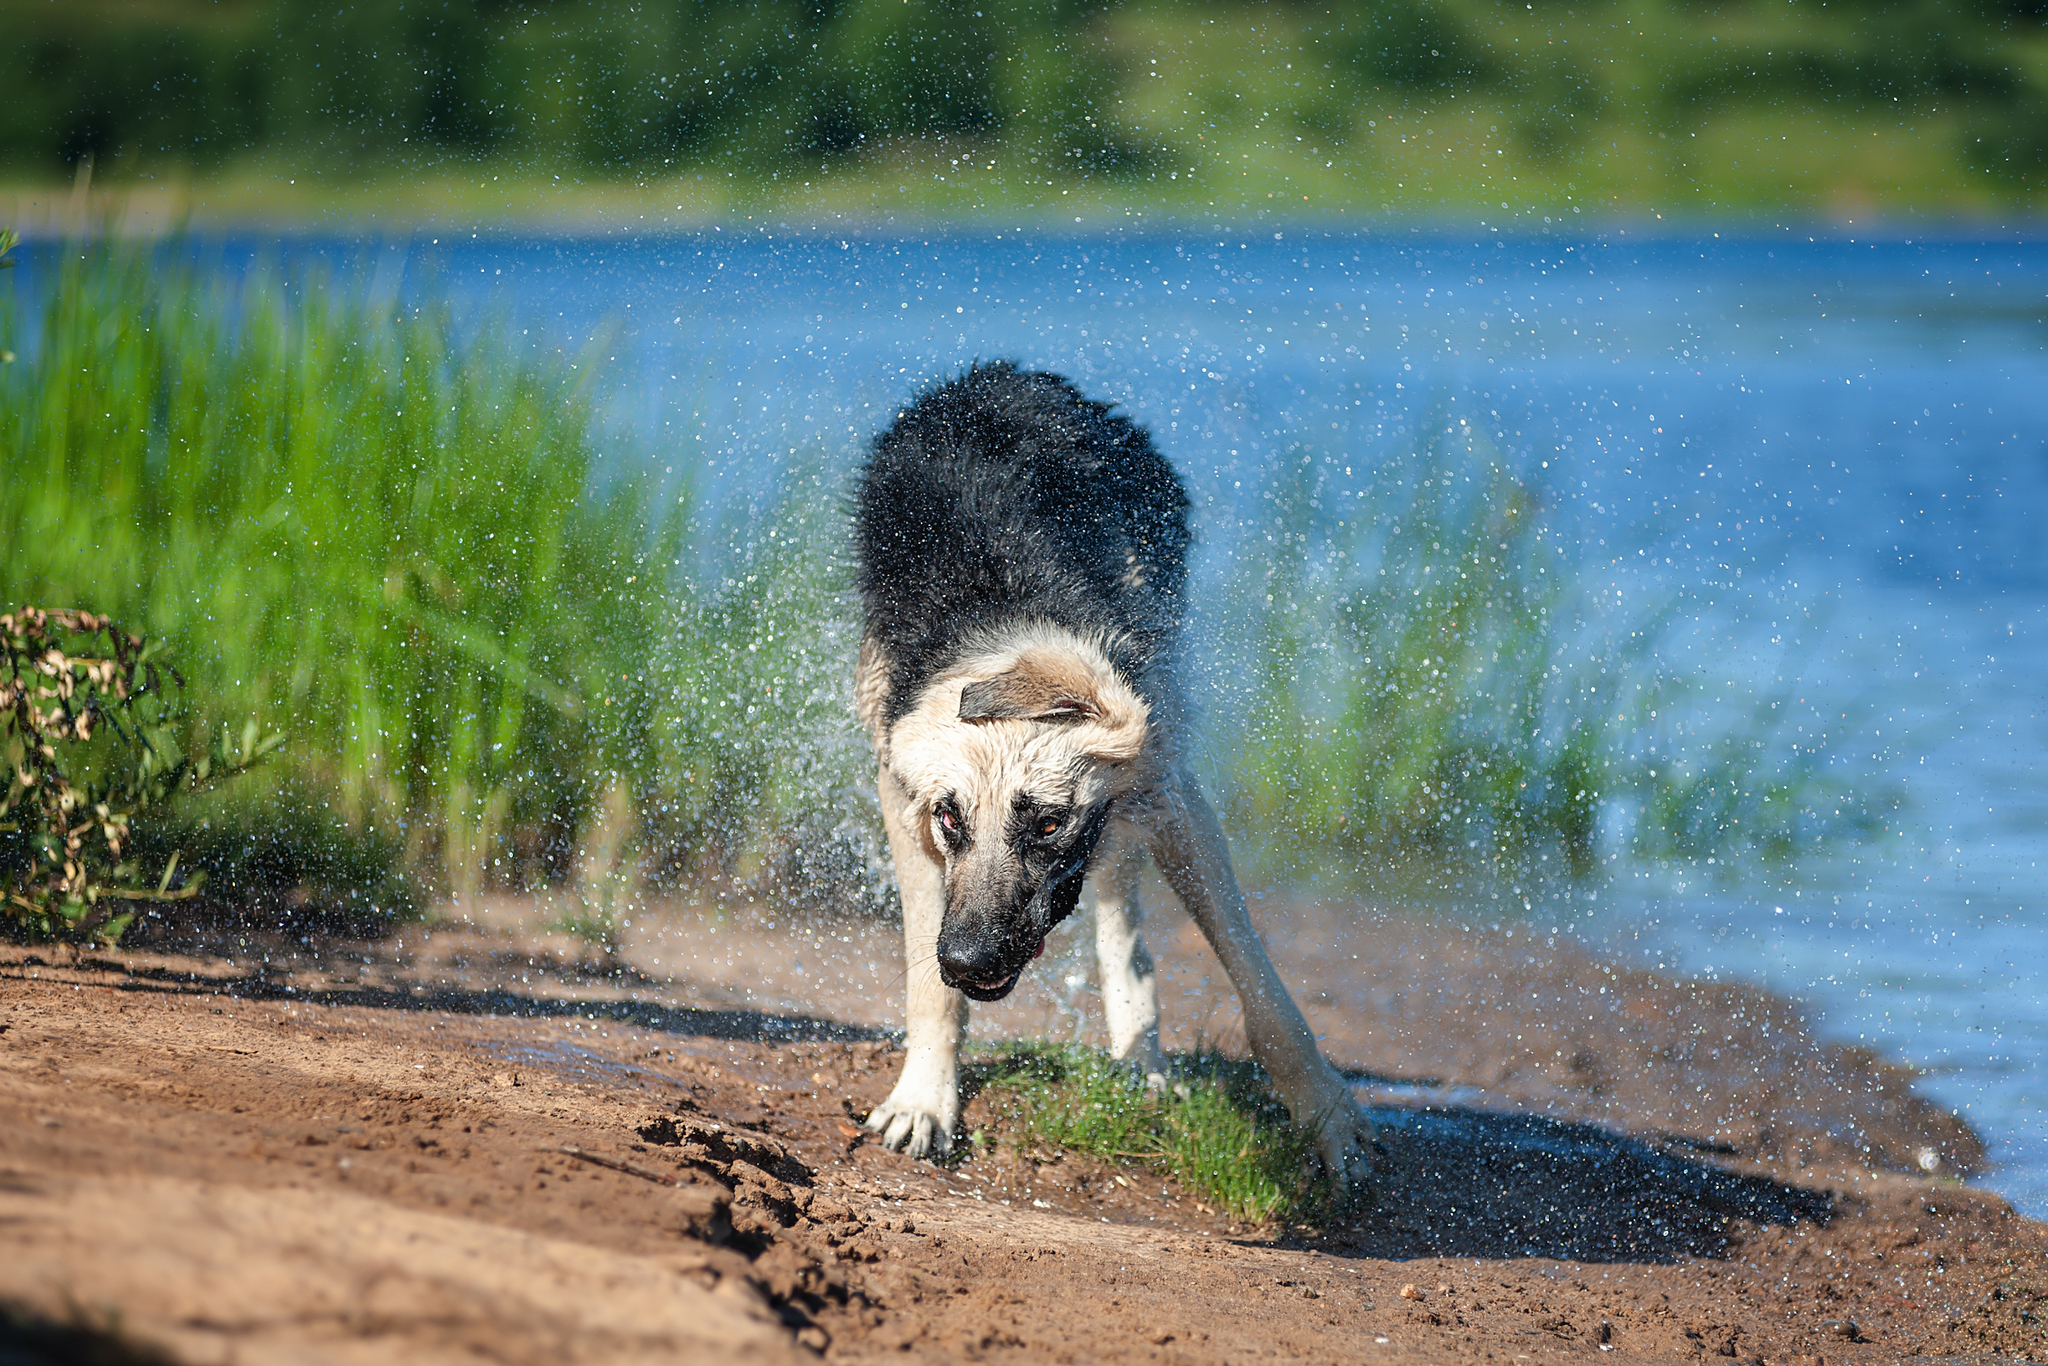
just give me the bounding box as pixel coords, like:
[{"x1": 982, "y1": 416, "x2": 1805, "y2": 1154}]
[
  {"x1": 936, "y1": 807, "x2": 960, "y2": 834},
  {"x1": 1037, "y1": 817, "x2": 1061, "y2": 838}
]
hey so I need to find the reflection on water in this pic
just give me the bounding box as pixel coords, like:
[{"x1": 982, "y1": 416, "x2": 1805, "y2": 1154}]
[{"x1": 133, "y1": 226, "x2": 2048, "y2": 1216}]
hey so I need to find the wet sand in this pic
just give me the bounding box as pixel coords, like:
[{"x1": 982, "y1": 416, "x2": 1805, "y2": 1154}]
[{"x1": 0, "y1": 895, "x2": 2039, "y2": 1364}]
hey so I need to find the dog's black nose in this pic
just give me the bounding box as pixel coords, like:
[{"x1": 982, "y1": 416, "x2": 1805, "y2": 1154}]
[{"x1": 936, "y1": 928, "x2": 1010, "y2": 986}]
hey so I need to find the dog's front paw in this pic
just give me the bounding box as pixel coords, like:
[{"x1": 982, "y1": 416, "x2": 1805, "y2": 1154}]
[
  {"x1": 1112, "y1": 1041, "x2": 1170, "y2": 1094},
  {"x1": 1315, "y1": 1099, "x2": 1380, "y2": 1199},
  {"x1": 864, "y1": 1086, "x2": 957, "y2": 1159}
]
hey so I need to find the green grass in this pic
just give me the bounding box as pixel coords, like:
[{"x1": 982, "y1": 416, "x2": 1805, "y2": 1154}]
[
  {"x1": 0, "y1": 235, "x2": 671, "y2": 915},
  {"x1": 0, "y1": 234, "x2": 882, "y2": 923},
  {"x1": 969, "y1": 1044, "x2": 1331, "y2": 1226},
  {"x1": 1204, "y1": 420, "x2": 1892, "y2": 896}
]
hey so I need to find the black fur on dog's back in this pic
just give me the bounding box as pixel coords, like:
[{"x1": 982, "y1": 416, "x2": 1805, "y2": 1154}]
[{"x1": 855, "y1": 362, "x2": 1191, "y2": 724}]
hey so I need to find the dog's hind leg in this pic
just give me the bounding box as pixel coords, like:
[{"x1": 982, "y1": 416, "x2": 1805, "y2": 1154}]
[
  {"x1": 1092, "y1": 828, "x2": 1168, "y2": 1088},
  {"x1": 866, "y1": 765, "x2": 967, "y2": 1159},
  {"x1": 1147, "y1": 774, "x2": 1376, "y2": 1191}
]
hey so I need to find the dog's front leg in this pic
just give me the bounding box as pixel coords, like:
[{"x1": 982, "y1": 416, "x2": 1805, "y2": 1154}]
[
  {"x1": 1092, "y1": 828, "x2": 1167, "y2": 1087},
  {"x1": 866, "y1": 765, "x2": 967, "y2": 1158},
  {"x1": 1148, "y1": 774, "x2": 1376, "y2": 1190}
]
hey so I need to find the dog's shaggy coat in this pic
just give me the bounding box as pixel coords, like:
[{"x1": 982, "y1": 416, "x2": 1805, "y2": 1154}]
[{"x1": 853, "y1": 362, "x2": 1372, "y2": 1188}]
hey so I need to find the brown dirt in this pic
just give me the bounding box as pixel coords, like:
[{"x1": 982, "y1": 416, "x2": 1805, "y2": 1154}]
[{"x1": 1, "y1": 894, "x2": 2041, "y2": 1366}]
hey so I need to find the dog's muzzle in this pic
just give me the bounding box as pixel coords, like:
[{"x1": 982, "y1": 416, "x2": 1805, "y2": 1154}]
[
  {"x1": 937, "y1": 802, "x2": 1110, "y2": 1001},
  {"x1": 948, "y1": 939, "x2": 1044, "y2": 1001}
]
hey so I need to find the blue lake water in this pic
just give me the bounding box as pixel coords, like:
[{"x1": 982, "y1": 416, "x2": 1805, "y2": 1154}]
[{"x1": 42, "y1": 224, "x2": 2048, "y2": 1215}]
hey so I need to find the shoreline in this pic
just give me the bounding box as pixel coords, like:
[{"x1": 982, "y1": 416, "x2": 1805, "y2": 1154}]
[{"x1": 4, "y1": 178, "x2": 2039, "y2": 242}]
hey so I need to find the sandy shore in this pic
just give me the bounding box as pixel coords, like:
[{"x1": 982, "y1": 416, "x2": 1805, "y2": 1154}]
[{"x1": 1, "y1": 895, "x2": 2039, "y2": 1364}]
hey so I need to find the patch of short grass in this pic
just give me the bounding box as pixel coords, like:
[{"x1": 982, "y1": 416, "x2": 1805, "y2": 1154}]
[{"x1": 969, "y1": 1044, "x2": 1329, "y2": 1227}]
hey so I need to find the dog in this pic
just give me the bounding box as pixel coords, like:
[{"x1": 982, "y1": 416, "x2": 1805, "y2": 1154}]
[{"x1": 851, "y1": 362, "x2": 1374, "y2": 1191}]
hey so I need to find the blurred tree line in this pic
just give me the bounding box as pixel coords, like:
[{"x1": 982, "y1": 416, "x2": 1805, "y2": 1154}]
[
  {"x1": 2, "y1": 0, "x2": 1143, "y2": 172},
  {"x1": 3, "y1": 0, "x2": 2043, "y2": 203}
]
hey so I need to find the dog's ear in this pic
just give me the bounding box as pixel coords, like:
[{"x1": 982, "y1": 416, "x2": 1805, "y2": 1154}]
[
  {"x1": 957, "y1": 675, "x2": 1097, "y2": 722},
  {"x1": 957, "y1": 648, "x2": 1149, "y2": 762}
]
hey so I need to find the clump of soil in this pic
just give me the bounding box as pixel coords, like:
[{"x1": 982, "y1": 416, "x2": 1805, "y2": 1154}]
[{"x1": 1, "y1": 901, "x2": 2040, "y2": 1365}]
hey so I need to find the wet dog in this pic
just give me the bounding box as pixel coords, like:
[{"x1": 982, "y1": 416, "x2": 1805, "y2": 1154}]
[{"x1": 852, "y1": 362, "x2": 1374, "y2": 1190}]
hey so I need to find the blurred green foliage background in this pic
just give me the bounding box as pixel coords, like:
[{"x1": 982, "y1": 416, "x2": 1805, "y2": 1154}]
[{"x1": 3, "y1": 0, "x2": 2042, "y2": 216}]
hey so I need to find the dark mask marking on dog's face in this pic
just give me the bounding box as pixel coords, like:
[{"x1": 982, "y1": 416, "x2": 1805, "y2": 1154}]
[{"x1": 931, "y1": 794, "x2": 1113, "y2": 1001}]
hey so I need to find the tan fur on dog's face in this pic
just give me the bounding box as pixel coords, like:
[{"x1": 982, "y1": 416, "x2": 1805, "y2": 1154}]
[
  {"x1": 882, "y1": 626, "x2": 1157, "y2": 999},
  {"x1": 885, "y1": 625, "x2": 1155, "y2": 817}
]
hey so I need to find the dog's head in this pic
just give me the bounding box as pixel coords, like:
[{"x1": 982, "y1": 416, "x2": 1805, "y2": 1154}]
[{"x1": 888, "y1": 631, "x2": 1153, "y2": 1001}]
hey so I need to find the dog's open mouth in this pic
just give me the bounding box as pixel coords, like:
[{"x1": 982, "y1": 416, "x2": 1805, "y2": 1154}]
[{"x1": 958, "y1": 972, "x2": 1018, "y2": 999}]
